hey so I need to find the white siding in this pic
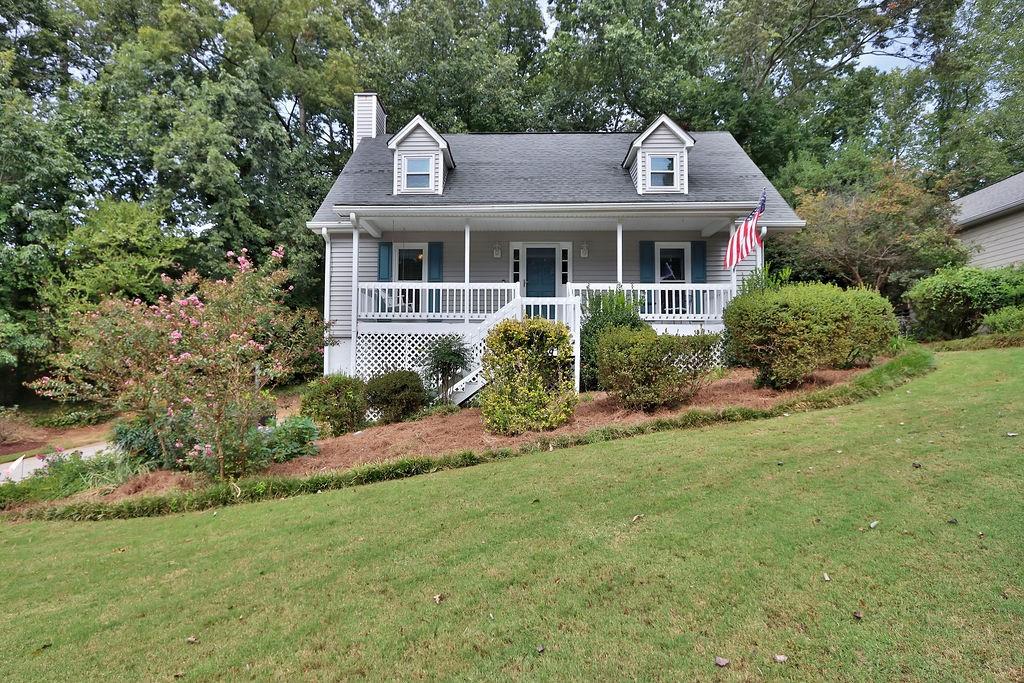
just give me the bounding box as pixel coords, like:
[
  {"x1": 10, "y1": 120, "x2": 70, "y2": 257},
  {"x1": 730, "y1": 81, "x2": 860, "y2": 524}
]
[
  {"x1": 353, "y1": 94, "x2": 384, "y2": 149},
  {"x1": 639, "y1": 124, "x2": 689, "y2": 194},
  {"x1": 394, "y1": 127, "x2": 442, "y2": 194},
  {"x1": 960, "y1": 210, "x2": 1024, "y2": 267},
  {"x1": 328, "y1": 232, "x2": 380, "y2": 338}
]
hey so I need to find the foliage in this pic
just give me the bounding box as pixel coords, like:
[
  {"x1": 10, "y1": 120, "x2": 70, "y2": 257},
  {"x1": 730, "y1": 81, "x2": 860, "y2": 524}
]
[
  {"x1": 112, "y1": 412, "x2": 197, "y2": 471},
  {"x1": 596, "y1": 327, "x2": 720, "y2": 411},
  {"x1": 479, "y1": 318, "x2": 577, "y2": 435},
  {"x1": 17, "y1": 347, "x2": 935, "y2": 521},
  {"x1": 579, "y1": 290, "x2": 649, "y2": 391},
  {"x1": 737, "y1": 264, "x2": 792, "y2": 296},
  {"x1": 905, "y1": 266, "x2": 1024, "y2": 340},
  {"x1": 300, "y1": 375, "x2": 367, "y2": 437},
  {"x1": 772, "y1": 163, "x2": 968, "y2": 302},
  {"x1": 0, "y1": 449, "x2": 151, "y2": 510},
  {"x1": 32, "y1": 406, "x2": 113, "y2": 429},
  {"x1": 0, "y1": 405, "x2": 19, "y2": 445},
  {"x1": 365, "y1": 370, "x2": 429, "y2": 424},
  {"x1": 725, "y1": 283, "x2": 898, "y2": 389},
  {"x1": 31, "y1": 251, "x2": 324, "y2": 479},
  {"x1": 263, "y1": 416, "x2": 320, "y2": 464},
  {"x1": 982, "y1": 306, "x2": 1024, "y2": 334},
  {"x1": 929, "y1": 331, "x2": 1024, "y2": 352},
  {"x1": 423, "y1": 335, "x2": 471, "y2": 403}
]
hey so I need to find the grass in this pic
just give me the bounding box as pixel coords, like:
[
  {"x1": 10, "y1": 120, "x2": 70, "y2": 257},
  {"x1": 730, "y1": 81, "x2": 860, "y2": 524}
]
[
  {"x1": 929, "y1": 331, "x2": 1024, "y2": 352},
  {"x1": 14, "y1": 347, "x2": 934, "y2": 520},
  {"x1": 2, "y1": 348, "x2": 1023, "y2": 680}
]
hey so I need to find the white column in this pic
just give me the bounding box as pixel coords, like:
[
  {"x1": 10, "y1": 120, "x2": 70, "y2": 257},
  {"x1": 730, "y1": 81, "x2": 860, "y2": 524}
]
[
  {"x1": 729, "y1": 223, "x2": 738, "y2": 293},
  {"x1": 616, "y1": 222, "x2": 623, "y2": 284},
  {"x1": 350, "y1": 226, "x2": 359, "y2": 375},
  {"x1": 757, "y1": 226, "x2": 766, "y2": 269},
  {"x1": 322, "y1": 228, "x2": 331, "y2": 375},
  {"x1": 464, "y1": 223, "x2": 471, "y2": 322}
]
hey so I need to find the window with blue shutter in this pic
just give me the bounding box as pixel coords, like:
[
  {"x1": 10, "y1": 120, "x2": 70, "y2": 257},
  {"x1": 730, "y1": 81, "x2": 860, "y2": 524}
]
[
  {"x1": 427, "y1": 242, "x2": 443, "y2": 312},
  {"x1": 377, "y1": 242, "x2": 393, "y2": 281}
]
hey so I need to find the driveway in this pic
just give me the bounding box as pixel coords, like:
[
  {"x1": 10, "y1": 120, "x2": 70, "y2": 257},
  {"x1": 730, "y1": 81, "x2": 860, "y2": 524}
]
[{"x1": 0, "y1": 441, "x2": 111, "y2": 484}]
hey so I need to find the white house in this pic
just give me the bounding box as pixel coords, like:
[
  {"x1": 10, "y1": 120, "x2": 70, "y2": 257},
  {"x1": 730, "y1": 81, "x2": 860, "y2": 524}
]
[
  {"x1": 954, "y1": 171, "x2": 1024, "y2": 268},
  {"x1": 308, "y1": 93, "x2": 804, "y2": 400}
]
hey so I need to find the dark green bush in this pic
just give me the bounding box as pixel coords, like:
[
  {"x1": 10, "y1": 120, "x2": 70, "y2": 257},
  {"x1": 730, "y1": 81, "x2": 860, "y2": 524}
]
[
  {"x1": 725, "y1": 283, "x2": 897, "y2": 389},
  {"x1": 479, "y1": 317, "x2": 577, "y2": 435},
  {"x1": 981, "y1": 305, "x2": 1024, "y2": 333},
  {"x1": 263, "y1": 415, "x2": 319, "y2": 463},
  {"x1": 579, "y1": 290, "x2": 649, "y2": 390},
  {"x1": 365, "y1": 370, "x2": 429, "y2": 424},
  {"x1": 112, "y1": 412, "x2": 197, "y2": 469},
  {"x1": 905, "y1": 265, "x2": 1024, "y2": 340},
  {"x1": 300, "y1": 375, "x2": 367, "y2": 437},
  {"x1": 596, "y1": 327, "x2": 721, "y2": 411},
  {"x1": 33, "y1": 406, "x2": 113, "y2": 428}
]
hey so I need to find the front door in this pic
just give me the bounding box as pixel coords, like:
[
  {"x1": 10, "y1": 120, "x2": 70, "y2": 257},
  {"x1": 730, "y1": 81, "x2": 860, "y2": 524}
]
[{"x1": 525, "y1": 247, "x2": 556, "y2": 297}]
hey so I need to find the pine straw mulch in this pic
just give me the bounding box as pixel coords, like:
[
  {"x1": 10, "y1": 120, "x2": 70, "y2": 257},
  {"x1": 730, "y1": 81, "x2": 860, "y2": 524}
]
[{"x1": 266, "y1": 366, "x2": 864, "y2": 478}]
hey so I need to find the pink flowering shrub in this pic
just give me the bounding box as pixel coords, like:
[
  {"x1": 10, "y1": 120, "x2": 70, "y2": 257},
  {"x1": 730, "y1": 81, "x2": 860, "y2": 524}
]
[{"x1": 31, "y1": 248, "x2": 325, "y2": 479}]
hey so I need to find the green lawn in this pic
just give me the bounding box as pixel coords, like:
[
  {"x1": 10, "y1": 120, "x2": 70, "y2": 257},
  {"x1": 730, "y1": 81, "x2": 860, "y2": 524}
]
[{"x1": 2, "y1": 349, "x2": 1022, "y2": 681}]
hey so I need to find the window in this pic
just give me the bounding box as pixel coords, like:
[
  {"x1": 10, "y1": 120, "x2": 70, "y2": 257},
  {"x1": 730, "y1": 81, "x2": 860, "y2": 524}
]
[
  {"x1": 394, "y1": 244, "x2": 427, "y2": 281},
  {"x1": 647, "y1": 154, "x2": 678, "y2": 190},
  {"x1": 404, "y1": 156, "x2": 432, "y2": 190},
  {"x1": 655, "y1": 242, "x2": 690, "y2": 282}
]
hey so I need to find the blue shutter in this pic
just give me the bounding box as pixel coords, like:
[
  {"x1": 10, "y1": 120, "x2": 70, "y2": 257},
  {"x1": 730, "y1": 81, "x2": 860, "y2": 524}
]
[
  {"x1": 427, "y1": 242, "x2": 443, "y2": 312},
  {"x1": 377, "y1": 242, "x2": 393, "y2": 281},
  {"x1": 691, "y1": 241, "x2": 707, "y2": 283},
  {"x1": 427, "y1": 242, "x2": 444, "y2": 282},
  {"x1": 639, "y1": 241, "x2": 655, "y2": 283}
]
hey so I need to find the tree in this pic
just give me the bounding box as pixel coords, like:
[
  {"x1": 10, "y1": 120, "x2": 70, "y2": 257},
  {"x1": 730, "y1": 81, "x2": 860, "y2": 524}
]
[{"x1": 775, "y1": 163, "x2": 968, "y2": 301}]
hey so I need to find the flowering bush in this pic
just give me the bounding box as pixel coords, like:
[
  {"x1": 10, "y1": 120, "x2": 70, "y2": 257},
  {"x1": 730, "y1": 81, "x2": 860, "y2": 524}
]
[{"x1": 31, "y1": 248, "x2": 325, "y2": 479}]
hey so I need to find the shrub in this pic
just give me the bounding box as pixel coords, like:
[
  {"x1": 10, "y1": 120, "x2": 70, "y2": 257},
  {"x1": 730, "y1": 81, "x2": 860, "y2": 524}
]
[
  {"x1": 0, "y1": 405, "x2": 20, "y2": 445},
  {"x1": 479, "y1": 318, "x2": 577, "y2": 435},
  {"x1": 725, "y1": 283, "x2": 897, "y2": 389},
  {"x1": 423, "y1": 335, "x2": 471, "y2": 403},
  {"x1": 0, "y1": 449, "x2": 151, "y2": 510},
  {"x1": 905, "y1": 265, "x2": 1024, "y2": 340},
  {"x1": 982, "y1": 305, "x2": 1024, "y2": 334},
  {"x1": 263, "y1": 416, "x2": 319, "y2": 463},
  {"x1": 597, "y1": 327, "x2": 721, "y2": 411},
  {"x1": 32, "y1": 406, "x2": 113, "y2": 428},
  {"x1": 112, "y1": 412, "x2": 197, "y2": 470},
  {"x1": 579, "y1": 290, "x2": 649, "y2": 391},
  {"x1": 300, "y1": 375, "x2": 367, "y2": 437},
  {"x1": 929, "y1": 331, "x2": 1024, "y2": 351},
  {"x1": 365, "y1": 370, "x2": 428, "y2": 424}
]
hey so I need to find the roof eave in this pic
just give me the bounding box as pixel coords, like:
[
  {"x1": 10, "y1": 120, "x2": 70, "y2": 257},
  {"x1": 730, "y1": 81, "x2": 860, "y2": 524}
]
[{"x1": 954, "y1": 199, "x2": 1024, "y2": 231}]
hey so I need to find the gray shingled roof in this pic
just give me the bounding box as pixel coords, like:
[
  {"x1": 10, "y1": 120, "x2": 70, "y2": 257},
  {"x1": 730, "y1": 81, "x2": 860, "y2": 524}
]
[
  {"x1": 312, "y1": 131, "x2": 802, "y2": 224},
  {"x1": 954, "y1": 171, "x2": 1024, "y2": 229}
]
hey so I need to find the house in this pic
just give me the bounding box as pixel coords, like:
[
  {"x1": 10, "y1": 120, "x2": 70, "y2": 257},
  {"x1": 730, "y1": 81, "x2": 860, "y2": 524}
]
[
  {"x1": 308, "y1": 93, "x2": 804, "y2": 400},
  {"x1": 954, "y1": 171, "x2": 1024, "y2": 267}
]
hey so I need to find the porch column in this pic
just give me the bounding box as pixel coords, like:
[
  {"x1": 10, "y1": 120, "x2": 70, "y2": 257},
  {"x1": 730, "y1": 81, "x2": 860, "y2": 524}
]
[
  {"x1": 350, "y1": 225, "x2": 359, "y2": 374},
  {"x1": 322, "y1": 228, "x2": 331, "y2": 375},
  {"x1": 616, "y1": 222, "x2": 623, "y2": 284},
  {"x1": 728, "y1": 223, "x2": 737, "y2": 293},
  {"x1": 756, "y1": 226, "x2": 766, "y2": 269},
  {"x1": 464, "y1": 223, "x2": 471, "y2": 322}
]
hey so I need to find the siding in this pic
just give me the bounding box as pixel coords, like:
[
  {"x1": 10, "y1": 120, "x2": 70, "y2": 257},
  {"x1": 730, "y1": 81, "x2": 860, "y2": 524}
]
[
  {"x1": 639, "y1": 124, "x2": 688, "y2": 194},
  {"x1": 326, "y1": 229, "x2": 759, "y2": 338},
  {"x1": 959, "y1": 209, "x2": 1024, "y2": 267},
  {"x1": 353, "y1": 94, "x2": 381, "y2": 148},
  {"x1": 394, "y1": 127, "x2": 442, "y2": 194}
]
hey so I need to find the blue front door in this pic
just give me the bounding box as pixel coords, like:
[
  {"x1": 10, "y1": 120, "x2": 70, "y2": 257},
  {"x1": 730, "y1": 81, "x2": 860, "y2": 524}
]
[{"x1": 525, "y1": 247, "x2": 556, "y2": 297}]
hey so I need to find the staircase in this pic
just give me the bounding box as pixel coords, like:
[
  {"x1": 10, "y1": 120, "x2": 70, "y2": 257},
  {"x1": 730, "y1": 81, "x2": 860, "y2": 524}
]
[{"x1": 448, "y1": 297, "x2": 524, "y2": 404}]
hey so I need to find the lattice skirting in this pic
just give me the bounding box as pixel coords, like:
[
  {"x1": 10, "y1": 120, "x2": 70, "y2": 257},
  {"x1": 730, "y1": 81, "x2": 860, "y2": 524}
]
[{"x1": 354, "y1": 331, "x2": 485, "y2": 382}]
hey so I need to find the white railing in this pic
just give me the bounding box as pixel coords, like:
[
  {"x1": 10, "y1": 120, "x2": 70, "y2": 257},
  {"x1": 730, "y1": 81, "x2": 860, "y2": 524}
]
[
  {"x1": 568, "y1": 283, "x2": 736, "y2": 322},
  {"x1": 357, "y1": 282, "x2": 520, "y2": 321}
]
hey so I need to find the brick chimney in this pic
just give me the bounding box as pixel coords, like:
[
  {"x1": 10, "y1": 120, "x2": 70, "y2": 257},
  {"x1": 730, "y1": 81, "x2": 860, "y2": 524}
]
[{"x1": 353, "y1": 92, "x2": 387, "y2": 150}]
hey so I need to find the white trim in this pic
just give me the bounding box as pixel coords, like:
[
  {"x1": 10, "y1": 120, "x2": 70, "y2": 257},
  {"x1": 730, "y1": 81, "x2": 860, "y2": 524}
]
[
  {"x1": 331, "y1": 201, "x2": 781, "y2": 216},
  {"x1": 646, "y1": 152, "x2": 680, "y2": 192},
  {"x1": 623, "y1": 114, "x2": 696, "y2": 167},
  {"x1": 350, "y1": 227, "x2": 359, "y2": 373},
  {"x1": 392, "y1": 242, "x2": 428, "y2": 282},
  {"x1": 655, "y1": 241, "x2": 691, "y2": 283},
  {"x1": 387, "y1": 115, "x2": 454, "y2": 166},
  {"x1": 616, "y1": 222, "x2": 623, "y2": 284},
  {"x1": 322, "y1": 229, "x2": 331, "y2": 375},
  {"x1": 402, "y1": 155, "x2": 435, "y2": 193},
  {"x1": 509, "y1": 241, "x2": 573, "y2": 297}
]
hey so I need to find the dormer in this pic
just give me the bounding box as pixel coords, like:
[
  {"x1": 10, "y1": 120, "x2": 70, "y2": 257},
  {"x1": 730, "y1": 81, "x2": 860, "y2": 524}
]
[
  {"x1": 388, "y1": 115, "x2": 455, "y2": 196},
  {"x1": 622, "y1": 114, "x2": 695, "y2": 195}
]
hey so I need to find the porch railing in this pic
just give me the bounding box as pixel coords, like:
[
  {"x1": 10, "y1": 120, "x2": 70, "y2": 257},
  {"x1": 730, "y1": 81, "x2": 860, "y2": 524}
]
[
  {"x1": 357, "y1": 282, "x2": 520, "y2": 321},
  {"x1": 568, "y1": 283, "x2": 736, "y2": 322}
]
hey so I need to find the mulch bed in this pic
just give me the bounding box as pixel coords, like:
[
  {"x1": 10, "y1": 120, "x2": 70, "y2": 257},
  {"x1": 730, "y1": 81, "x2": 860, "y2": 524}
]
[
  {"x1": 0, "y1": 440, "x2": 46, "y2": 458},
  {"x1": 266, "y1": 366, "x2": 863, "y2": 478}
]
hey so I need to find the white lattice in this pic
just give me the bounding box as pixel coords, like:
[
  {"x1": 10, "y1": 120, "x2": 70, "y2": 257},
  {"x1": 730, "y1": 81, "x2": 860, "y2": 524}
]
[{"x1": 355, "y1": 332, "x2": 452, "y2": 380}]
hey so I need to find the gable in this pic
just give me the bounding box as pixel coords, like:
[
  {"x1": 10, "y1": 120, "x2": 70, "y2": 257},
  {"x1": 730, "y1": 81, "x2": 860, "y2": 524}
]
[{"x1": 627, "y1": 120, "x2": 693, "y2": 195}]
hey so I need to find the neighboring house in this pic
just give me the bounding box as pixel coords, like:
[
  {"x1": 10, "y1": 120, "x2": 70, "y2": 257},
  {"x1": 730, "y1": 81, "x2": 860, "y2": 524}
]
[
  {"x1": 954, "y1": 171, "x2": 1024, "y2": 268},
  {"x1": 308, "y1": 93, "x2": 804, "y2": 400}
]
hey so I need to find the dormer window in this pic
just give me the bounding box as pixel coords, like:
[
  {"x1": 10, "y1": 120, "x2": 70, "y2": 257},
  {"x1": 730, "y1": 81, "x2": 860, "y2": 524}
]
[
  {"x1": 648, "y1": 154, "x2": 678, "y2": 190},
  {"x1": 404, "y1": 156, "x2": 433, "y2": 190}
]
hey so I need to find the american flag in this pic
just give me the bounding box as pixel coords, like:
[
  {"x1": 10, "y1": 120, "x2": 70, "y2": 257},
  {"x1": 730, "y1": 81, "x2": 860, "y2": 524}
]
[{"x1": 724, "y1": 188, "x2": 767, "y2": 270}]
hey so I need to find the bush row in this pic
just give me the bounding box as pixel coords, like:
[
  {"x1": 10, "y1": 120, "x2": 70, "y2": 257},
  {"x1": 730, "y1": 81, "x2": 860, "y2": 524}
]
[
  {"x1": 905, "y1": 265, "x2": 1024, "y2": 340},
  {"x1": 16, "y1": 347, "x2": 935, "y2": 522},
  {"x1": 300, "y1": 370, "x2": 429, "y2": 437}
]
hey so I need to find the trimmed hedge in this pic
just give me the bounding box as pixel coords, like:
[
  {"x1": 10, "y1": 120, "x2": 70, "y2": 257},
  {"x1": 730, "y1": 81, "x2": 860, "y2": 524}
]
[
  {"x1": 982, "y1": 306, "x2": 1024, "y2": 334},
  {"x1": 725, "y1": 283, "x2": 898, "y2": 389},
  {"x1": 365, "y1": 370, "x2": 428, "y2": 424},
  {"x1": 16, "y1": 347, "x2": 934, "y2": 522},
  {"x1": 300, "y1": 375, "x2": 367, "y2": 437},
  {"x1": 597, "y1": 327, "x2": 720, "y2": 411},
  {"x1": 579, "y1": 290, "x2": 649, "y2": 391},
  {"x1": 905, "y1": 265, "x2": 1024, "y2": 340}
]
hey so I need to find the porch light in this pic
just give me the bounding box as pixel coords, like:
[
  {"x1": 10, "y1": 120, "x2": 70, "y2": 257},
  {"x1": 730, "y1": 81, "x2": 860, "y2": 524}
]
[
  {"x1": 580, "y1": 242, "x2": 589, "y2": 258},
  {"x1": 492, "y1": 243, "x2": 502, "y2": 259}
]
